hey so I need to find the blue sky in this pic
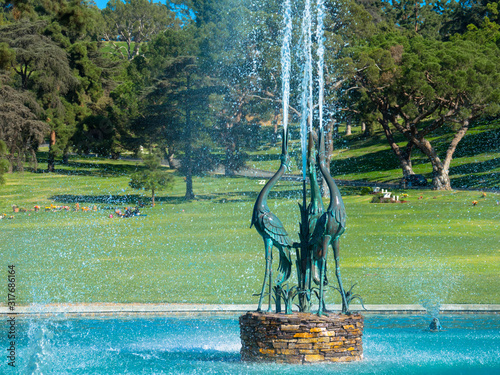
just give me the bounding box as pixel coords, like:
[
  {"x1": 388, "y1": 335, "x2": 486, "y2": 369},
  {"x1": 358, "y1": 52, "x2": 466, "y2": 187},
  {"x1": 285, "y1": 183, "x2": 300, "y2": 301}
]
[
  {"x1": 94, "y1": 0, "x2": 108, "y2": 9},
  {"x1": 94, "y1": 0, "x2": 172, "y2": 9},
  {"x1": 93, "y1": 0, "x2": 192, "y2": 19}
]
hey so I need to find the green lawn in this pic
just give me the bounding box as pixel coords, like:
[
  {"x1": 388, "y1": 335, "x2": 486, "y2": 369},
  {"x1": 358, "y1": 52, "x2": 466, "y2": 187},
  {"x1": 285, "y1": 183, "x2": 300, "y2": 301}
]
[
  {"x1": 249, "y1": 122, "x2": 500, "y2": 189},
  {"x1": 1, "y1": 157, "x2": 499, "y2": 306}
]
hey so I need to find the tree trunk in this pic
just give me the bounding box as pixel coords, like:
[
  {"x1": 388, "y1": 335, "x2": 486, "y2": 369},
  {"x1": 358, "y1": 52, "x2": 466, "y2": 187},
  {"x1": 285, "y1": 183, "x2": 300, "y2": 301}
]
[
  {"x1": 184, "y1": 74, "x2": 195, "y2": 200},
  {"x1": 7, "y1": 153, "x2": 13, "y2": 173},
  {"x1": 427, "y1": 118, "x2": 470, "y2": 190},
  {"x1": 224, "y1": 143, "x2": 236, "y2": 177},
  {"x1": 345, "y1": 123, "x2": 351, "y2": 136},
  {"x1": 380, "y1": 118, "x2": 414, "y2": 177},
  {"x1": 320, "y1": 119, "x2": 335, "y2": 197},
  {"x1": 224, "y1": 97, "x2": 244, "y2": 176},
  {"x1": 167, "y1": 153, "x2": 175, "y2": 168},
  {"x1": 361, "y1": 122, "x2": 366, "y2": 133},
  {"x1": 273, "y1": 107, "x2": 279, "y2": 135},
  {"x1": 224, "y1": 121, "x2": 236, "y2": 177},
  {"x1": 152, "y1": 188, "x2": 155, "y2": 207},
  {"x1": 432, "y1": 166, "x2": 452, "y2": 190},
  {"x1": 62, "y1": 145, "x2": 69, "y2": 164},
  {"x1": 414, "y1": 137, "x2": 452, "y2": 190},
  {"x1": 47, "y1": 130, "x2": 56, "y2": 172},
  {"x1": 271, "y1": 107, "x2": 280, "y2": 145},
  {"x1": 30, "y1": 148, "x2": 38, "y2": 172},
  {"x1": 185, "y1": 158, "x2": 194, "y2": 200}
]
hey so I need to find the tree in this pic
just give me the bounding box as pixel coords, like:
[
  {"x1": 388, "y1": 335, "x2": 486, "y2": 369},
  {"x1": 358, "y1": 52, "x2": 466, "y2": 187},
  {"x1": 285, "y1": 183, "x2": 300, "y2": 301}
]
[
  {"x1": 0, "y1": 20, "x2": 76, "y2": 89},
  {"x1": 145, "y1": 54, "x2": 221, "y2": 199},
  {"x1": 132, "y1": 22, "x2": 223, "y2": 199},
  {"x1": 380, "y1": 0, "x2": 447, "y2": 38},
  {"x1": 0, "y1": 19, "x2": 82, "y2": 171},
  {"x1": 72, "y1": 114, "x2": 121, "y2": 157},
  {"x1": 0, "y1": 79, "x2": 48, "y2": 171},
  {"x1": 129, "y1": 151, "x2": 174, "y2": 206},
  {"x1": 102, "y1": 0, "x2": 179, "y2": 61},
  {"x1": 346, "y1": 28, "x2": 500, "y2": 189},
  {"x1": 168, "y1": 1, "x2": 273, "y2": 175},
  {"x1": 443, "y1": 0, "x2": 500, "y2": 37}
]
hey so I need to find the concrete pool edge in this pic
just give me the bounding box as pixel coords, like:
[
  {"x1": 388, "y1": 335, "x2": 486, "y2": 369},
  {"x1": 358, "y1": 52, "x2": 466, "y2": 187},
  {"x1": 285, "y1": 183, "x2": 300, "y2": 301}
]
[{"x1": 1, "y1": 303, "x2": 499, "y2": 316}]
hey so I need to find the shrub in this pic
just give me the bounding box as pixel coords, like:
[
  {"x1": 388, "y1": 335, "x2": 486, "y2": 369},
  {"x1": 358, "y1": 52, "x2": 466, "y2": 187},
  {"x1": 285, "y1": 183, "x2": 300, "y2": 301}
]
[{"x1": 360, "y1": 186, "x2": 374, "y2": 195}]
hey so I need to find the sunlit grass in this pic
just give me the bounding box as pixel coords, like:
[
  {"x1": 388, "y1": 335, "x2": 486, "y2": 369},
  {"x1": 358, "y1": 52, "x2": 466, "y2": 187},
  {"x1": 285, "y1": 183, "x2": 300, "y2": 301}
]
[{"x1": 1, "y1": 158, "x2": 499, "y2": 306}]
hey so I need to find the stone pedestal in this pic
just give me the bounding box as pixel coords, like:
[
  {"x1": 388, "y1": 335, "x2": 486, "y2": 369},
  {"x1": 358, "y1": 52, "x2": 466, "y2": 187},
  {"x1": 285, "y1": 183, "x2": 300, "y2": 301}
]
[{"x1": 239, "y1": 311, "x2": 363, "y2": 364}]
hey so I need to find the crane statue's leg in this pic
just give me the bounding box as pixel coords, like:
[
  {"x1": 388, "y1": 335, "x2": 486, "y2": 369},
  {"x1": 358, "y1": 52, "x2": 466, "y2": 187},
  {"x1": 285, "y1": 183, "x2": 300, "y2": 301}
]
[
  {"x1": 267, "y1": 239, "x2": 274, "y2": 312},
  {"x1": 317, "y1": 235, "x2": 331, "y2": 316},
  {"x1": 333, "y1": 239, "x2": 349, "y2": 314},
  {"x1": 257, "y1": 237, "x2": 273, "y2": 312}
]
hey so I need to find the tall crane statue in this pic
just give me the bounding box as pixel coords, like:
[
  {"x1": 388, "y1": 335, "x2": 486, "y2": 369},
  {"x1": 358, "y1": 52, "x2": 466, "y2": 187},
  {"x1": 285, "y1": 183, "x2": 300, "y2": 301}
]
[
  {"x1": 310, "y1": 130, "x2": 348, "y2": 315},
  {"x1": 251, "y1": 129, "x2": 293, "y2": 312}
]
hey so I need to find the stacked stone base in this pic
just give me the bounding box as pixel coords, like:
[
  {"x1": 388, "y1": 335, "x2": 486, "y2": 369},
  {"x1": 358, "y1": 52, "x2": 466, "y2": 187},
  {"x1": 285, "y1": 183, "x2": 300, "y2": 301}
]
[{"x1": 239, "y1": 311, "x2": 363, "y2": 364}]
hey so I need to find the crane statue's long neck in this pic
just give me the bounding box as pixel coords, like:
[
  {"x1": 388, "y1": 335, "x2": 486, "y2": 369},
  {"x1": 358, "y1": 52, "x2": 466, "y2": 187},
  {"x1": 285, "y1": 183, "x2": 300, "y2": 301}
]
[
  {"x1": 256, "y1": 160, "x2": 286, "y2": 211},
  {"x1": 318, "y1": 131, "x2": 343, "y2": 212},
  {"x1": 307, "y1": 132, "x2": 324, "y2": 215},
  {"x1": 255, "y1": 129, "x2": 288, "y2": 211}
]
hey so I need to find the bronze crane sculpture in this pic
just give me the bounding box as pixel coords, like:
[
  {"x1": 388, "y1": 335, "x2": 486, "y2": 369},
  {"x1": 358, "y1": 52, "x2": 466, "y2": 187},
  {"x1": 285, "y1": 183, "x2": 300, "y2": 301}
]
[
  {"x1": 306, "y1": 132, "x2": 325, "y2": 238},
  {"x1": 310, "y1": 130, "x2": 348, "y2": 315},
  {"x1": 251, "y1": 129, "x2": 293, "y2": 312}
]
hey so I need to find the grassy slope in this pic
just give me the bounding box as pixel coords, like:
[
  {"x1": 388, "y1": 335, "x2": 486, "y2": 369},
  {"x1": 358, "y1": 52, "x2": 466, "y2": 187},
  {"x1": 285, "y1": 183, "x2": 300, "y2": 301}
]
[
  {"x1": 1, "y1": 151, "x2": 499, "y2": 305},
  {"x1": 248, "y1": 122, "x2": 500, "y2": 189}
]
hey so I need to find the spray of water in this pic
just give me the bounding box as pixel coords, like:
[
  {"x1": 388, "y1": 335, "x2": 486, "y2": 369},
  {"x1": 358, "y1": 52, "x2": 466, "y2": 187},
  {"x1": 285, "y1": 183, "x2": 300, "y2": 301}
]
[
  {"x1": 316, "y1": 0, "x2": 325, "y2": 131},
  {"x1": 295, "y1": 0, "x2": 326, "y2": 178},
  {"x1": 299, "y1": 0, "x2": 313, "y2": 179},
  {"x1": 280, "y1": 0, "x2": 293, "y2": 137}
]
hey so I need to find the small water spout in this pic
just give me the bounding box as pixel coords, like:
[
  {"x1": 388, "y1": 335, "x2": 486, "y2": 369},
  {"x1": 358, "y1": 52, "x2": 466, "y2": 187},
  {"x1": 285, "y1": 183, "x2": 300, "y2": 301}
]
[
  {"x1": 421, "y1": 299, "x2": 444, "y2": 331},
  {"x1": 429, "y1": 317, "x2": 443, "y2": 332},
  {"x1": 26, "y1": 323, "x2": 55, "y2": 374}
]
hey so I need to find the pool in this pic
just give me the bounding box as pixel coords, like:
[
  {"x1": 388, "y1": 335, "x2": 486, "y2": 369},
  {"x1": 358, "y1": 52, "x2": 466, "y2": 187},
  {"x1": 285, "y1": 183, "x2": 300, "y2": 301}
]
[{"x1": 15, "y1": 314, "x2": 500, "y2": 374}]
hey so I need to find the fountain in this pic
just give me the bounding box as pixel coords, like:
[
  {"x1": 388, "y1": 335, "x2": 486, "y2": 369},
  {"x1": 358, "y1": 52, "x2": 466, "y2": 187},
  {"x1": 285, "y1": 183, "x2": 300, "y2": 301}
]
[
  {"x1": 1, "y1": 1, "x2": 499, "y2": 373},
  {"x1": 240, "y1": 0, "x2": 364, "y2": 364},
  {"x1": 10, "y1": 314, "x2": 500, "y2": 373}
]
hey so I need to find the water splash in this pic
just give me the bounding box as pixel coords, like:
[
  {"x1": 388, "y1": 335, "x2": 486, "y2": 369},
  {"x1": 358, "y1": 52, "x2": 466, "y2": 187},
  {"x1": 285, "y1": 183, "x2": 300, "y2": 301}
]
[
  {"x1": 26, "y1": 321, "x2": 56, "y2": 374},
  {"x1": 316, "y1": 0, "x2": 325, "y2": 131},
  {"x1": 280, "y1": 0, "x2": 293, "y2": 136},
  {"x1": 299, "y1": 0, "x2": 313, "y2": 179},
  {"x1": 14, "y1": 315, "x2": 500, "y2": 374}
]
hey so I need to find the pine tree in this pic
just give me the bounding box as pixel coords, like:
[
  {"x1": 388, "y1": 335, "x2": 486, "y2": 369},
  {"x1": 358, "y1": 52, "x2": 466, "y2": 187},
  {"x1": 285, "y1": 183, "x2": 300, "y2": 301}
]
[{"x1": 129, "y1": 151, "x2": 174, "y2": 206}]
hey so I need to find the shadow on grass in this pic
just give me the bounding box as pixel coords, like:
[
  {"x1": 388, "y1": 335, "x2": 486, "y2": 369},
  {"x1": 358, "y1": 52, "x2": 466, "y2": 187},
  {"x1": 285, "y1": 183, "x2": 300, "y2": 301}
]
[
  {"x1": 450, "y1": 173, "x2": 500, "y2": 190},
  {"x1": 448, "y1": 157, "x2": 500, "y2": 189},
  {"x1": 50, "y1": 194, "x2": 146, "y2": 205},
  {"x1": 33, "y1": 160, "x2": 140, "y2": 177},
  {"x1": 450, "y1": 158, "x2": 500, "y2": 175},
  {"x1": 49, "y1": 185, "x2": 365, "y2": 207},
  {"x1": 332, "y1": 148, "x2": 402, "y2": 175},
  {"x1": 32, "y1": 159, "x2": 180, "y2": 178},
  {"x1": 452, "y1": 127, "x2": 500, "y2": 158},
  {"x1": 49, "y1": 194, "x2": 206, "y2": 205}
]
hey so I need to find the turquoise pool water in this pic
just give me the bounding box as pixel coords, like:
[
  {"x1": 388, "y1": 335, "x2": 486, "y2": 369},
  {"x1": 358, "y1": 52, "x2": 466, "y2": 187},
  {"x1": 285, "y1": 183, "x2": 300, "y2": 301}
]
[{"x1": 13, "y1": 314, "x2": 500, "y2": 374}]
